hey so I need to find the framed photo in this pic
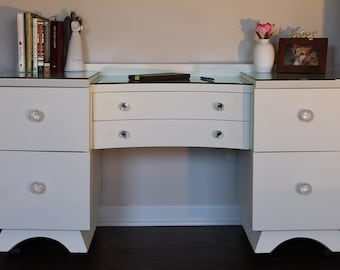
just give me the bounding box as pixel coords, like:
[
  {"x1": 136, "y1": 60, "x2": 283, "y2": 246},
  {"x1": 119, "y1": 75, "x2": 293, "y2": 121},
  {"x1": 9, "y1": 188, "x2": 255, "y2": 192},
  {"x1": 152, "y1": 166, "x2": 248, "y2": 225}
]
[{"x1": 276, "y1": 38, "x2": 328, "y2": 73}]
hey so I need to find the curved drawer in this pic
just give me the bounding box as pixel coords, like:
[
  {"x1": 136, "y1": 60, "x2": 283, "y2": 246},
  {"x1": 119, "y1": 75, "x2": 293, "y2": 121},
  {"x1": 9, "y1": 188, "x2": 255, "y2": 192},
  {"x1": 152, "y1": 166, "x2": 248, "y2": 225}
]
[
  {"x1": 93, "y1": 120, "x2": 250, "y2": 149},
  {"x1": 254, "y1": 89, "x2": 340, "y2": 151},
  {"x1": 93, "y1": 92, "x2": 250, "y2": 121},
  {"x1": 252, "y1": 152, "x2": 340, "y2": 230},
  {"x1": 0, "y1": 151, "x2": 90, "y2": 230},
  {"x1": 0, "y1": 87, "x2": 89, "y2": 151}
]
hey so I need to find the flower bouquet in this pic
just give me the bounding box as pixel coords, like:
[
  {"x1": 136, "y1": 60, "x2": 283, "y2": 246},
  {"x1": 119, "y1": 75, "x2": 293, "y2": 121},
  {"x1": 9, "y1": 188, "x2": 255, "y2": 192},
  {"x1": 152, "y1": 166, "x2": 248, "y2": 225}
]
[{"x1": 255, "y1": 22, "x2": 275, "y2": 39}]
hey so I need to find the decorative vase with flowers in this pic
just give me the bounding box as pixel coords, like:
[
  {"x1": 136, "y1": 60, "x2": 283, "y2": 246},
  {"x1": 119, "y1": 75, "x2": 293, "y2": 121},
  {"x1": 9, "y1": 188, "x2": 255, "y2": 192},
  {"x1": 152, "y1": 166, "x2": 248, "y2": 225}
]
[{"x1": 253, "y1": 22, "x2": 275, "y2": 73}]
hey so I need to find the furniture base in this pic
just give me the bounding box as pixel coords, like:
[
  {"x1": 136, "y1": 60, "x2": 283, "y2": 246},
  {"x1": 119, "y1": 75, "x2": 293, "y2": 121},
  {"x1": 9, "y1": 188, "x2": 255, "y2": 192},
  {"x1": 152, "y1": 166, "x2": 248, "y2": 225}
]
[
  {"x1": 243, "y1": 223, "x2": 340, "y2": 253},
  {"x1": 0, "y1": 228, "x2": 96, "y2": 253}
]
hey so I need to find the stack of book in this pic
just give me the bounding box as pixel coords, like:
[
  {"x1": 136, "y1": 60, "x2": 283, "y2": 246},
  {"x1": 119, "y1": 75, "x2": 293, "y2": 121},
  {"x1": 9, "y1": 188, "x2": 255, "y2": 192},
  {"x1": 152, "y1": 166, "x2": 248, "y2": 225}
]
[{"x1": 17, "y1": 12, "x2": 66, "y2": 75}]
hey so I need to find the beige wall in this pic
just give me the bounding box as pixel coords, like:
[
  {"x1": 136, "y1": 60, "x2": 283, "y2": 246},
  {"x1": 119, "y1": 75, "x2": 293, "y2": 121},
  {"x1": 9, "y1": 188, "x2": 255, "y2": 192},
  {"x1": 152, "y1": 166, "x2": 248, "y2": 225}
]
[{"x1": 0, "y1": 0, "x2": 328, "y2": 69}]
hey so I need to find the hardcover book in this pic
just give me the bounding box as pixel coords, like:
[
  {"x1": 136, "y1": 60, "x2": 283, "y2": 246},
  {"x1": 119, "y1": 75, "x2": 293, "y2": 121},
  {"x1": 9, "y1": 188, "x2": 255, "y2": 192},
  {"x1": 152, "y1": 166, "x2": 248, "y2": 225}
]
[
  {"x1": 24, "y1": 12, "x2": 33, "y2": 73},
  {"x1": 44, "y1": 20, "x2": 50, "y2": 75},
  {"x1": 37, "y1": 18, "x2": 45, "y2": 74},
  {"x1": 128, "y1": 72, "x2": 191, "y2": 82},
  {"x1": 16, "y1": 12, "x2": 26, "y2": 72},
  {"x1": 50, "y1": 20, "x2": 64, "y2": 74}
]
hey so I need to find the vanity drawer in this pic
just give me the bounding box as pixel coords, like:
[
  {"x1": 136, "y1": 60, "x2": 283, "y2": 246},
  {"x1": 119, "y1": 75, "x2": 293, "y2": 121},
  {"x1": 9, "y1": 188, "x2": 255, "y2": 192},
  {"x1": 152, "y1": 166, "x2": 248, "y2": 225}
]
[
  {"x1": 93, "y1": 92, "x2": 250, "y2": 121},
  {"x1": 252, "y1": 152, "x2": 340, "y2": 230},
  {"x1": 0, "y1": 87, "x2": 89, "y2": 151},
  {"x1": 0, "y1": 151, "x2": 90, "y2": 230},
  {"x1": 93, "y1": 120, "x2": 250, "y2": 149},
  {"x1": 253, "y1": 89, "x2": 340, "y2": 152}
]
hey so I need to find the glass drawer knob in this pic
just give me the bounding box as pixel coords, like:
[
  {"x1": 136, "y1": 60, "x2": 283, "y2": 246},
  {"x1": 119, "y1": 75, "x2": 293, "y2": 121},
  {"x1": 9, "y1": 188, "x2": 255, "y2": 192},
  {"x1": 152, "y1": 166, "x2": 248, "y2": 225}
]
[
  {"x1": 295, "y1": 182, "x2": 312, "y2": 195},
  {"x1": 119, "y1": 102, "x2": 130, "y2": 111},
  {"x1": 119, "y1": 130, "x2": 130, "y2": 139},
  {"x1": 298, "y1": 109, "x2": 313, "y2": 122},
  {"x1": 213, "y1": 130, "x2": 224, "y2": 139},
  {"x1": 214, "y1": 102, "x2": 224, "y2": 111},
  {"x1": 31, "y1": 182, "x2": 46, "y2": 194},
  {"x1": 28, "y1": 110, "x2": 45, "y2": 122}
]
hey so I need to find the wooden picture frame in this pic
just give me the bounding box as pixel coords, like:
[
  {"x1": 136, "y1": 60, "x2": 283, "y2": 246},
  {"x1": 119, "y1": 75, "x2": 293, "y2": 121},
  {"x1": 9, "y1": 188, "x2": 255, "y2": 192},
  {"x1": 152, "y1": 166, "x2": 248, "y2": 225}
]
[{"x1": 276, "y1": 38, "x2": 328, "y2": 73}]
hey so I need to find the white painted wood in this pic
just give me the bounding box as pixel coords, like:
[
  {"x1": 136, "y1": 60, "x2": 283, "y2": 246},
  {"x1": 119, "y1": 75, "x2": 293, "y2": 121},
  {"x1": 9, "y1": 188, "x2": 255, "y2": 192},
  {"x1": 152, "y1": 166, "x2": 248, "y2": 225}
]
[
  {"x1": 3, "y1": 65, "x2": 340, "y2": 254},
  {"x1": 0, "y1": 74, "x2": 99, "y2": 253},
  {"x1": 252, "y1": 152, "x2": 340, "y2": 230},
  {"x1": 0, "y1": 72, "x2": 99, "y2": 88},
  {"x1": 93, "y1": 120, "x2": 250, "y2": 149},
  {"x1": 97, "y1": 205, "x2": 240, "y2": 226},
  {"x1": 254, "y1": 88, "x2": 340, "y2": 152},
  {"x1": 243, "y1": 227, "x2": 340, "y2": 254},
  {"x1": 0, "y1": 151, "x2": 91, "y2": 230},
  {"x1": 241, "y1": 73, "x2": 340, "y2": 89},
  {"x1": 91, "y1": 83, "x2": 252, "y2": 93},
  {"x1": 0, "y1": 229, "x2": 95, "y2": 253},
  {"x1": 0, "y1": 87, "x2": 89, "y2": 151},
  {"x1": 93, "y1": 91, "x2": 250, "y2": 121},
  {"x1": 92, "y1": 82, "x2": 251, "y2": 150}
]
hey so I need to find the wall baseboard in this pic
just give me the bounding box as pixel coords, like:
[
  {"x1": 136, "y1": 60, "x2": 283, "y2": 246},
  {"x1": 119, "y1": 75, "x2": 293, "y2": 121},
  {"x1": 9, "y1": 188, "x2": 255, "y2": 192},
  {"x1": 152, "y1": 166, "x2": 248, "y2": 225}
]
[{"x1": 97, "y1": 205, "x2": 240, "y2": 227}]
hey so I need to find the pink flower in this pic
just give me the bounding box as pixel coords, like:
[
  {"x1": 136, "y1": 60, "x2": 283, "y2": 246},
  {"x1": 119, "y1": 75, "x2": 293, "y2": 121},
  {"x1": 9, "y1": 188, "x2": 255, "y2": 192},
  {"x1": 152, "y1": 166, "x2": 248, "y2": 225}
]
[{"x1": 256, "y1": 22, "x2": 275, "y2": 39}]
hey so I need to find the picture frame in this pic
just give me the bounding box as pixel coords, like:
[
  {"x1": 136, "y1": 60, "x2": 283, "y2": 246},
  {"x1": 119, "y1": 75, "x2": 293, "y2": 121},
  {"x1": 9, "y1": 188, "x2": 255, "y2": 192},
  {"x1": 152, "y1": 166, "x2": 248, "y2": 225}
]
[{"x1": 276, "y1": 38, "x2": 328, "y2": 73}]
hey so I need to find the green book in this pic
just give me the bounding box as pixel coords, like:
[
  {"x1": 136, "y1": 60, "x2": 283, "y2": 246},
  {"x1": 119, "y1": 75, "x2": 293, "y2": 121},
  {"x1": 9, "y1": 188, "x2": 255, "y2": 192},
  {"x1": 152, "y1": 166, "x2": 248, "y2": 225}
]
[{"x1": 128, "y1": 72, "x2": 190, "y2": 82}]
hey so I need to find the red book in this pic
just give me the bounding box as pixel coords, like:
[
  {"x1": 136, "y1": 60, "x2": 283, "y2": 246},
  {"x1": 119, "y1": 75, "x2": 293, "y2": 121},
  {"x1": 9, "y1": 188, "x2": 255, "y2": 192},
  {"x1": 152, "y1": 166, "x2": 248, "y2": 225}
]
[{"x1": 50, "y1": 20, "x2": 64, "y2": 73}]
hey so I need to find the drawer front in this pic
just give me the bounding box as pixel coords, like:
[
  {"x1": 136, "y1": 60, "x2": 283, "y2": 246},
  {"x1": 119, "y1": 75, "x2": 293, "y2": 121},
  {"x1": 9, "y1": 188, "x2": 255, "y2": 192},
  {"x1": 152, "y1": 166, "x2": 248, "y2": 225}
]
[
  {"x1": 0, "y1": 151, "x2": 90, "y2": 230},
  {"x1": 93, "y1": 92, "x2": 250, "y2": 121},
  {"x1": 0, "y1": 87, "x2": 89, "y2": 151},
  {"x1": 252, "y1": 152, "x2": 340, "y2": 230},
  {"x1": 93, "y1": 120, "x2": 250, "y2": 149},
  {"x1": 254, "y1": 89, "x2": 340, "y2": 151}
]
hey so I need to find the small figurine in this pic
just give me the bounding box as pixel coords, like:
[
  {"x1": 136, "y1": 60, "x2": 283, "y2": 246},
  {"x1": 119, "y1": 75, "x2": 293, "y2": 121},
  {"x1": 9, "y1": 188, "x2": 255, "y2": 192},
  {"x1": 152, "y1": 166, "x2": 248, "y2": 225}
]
[{"x1": 64, "y1": 11, "x2": 84, "y2": 72}]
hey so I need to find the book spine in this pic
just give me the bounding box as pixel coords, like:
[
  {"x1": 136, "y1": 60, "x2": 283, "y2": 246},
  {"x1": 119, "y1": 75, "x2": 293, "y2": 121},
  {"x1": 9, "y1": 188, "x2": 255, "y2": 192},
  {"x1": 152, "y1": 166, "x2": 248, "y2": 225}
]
[
  {"x1": 24, "y1": 12, "x2": 33, "y2": 73},
  {"x1": 16, "y1": 12, "x2": 26, "y2": 73},
  {"x1": 44, "y1": 20, "x2": 50, "y2": 75},
  {"x1": 50, "y1": 20, "x2": 64, "y2": 73},
  {"x1": 32, "y1": 17, "x2": 38, "y2": 73},
  {"x1": 37, "y1": 19, "x2": 45, "y2": 74}
]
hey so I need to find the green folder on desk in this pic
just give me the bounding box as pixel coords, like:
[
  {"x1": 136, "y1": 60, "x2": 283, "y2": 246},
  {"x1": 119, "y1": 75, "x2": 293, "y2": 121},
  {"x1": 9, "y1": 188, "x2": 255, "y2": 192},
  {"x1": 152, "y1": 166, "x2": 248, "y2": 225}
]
[{"x1": 128, "y1": 72, "x2": 190, "y2": 82}]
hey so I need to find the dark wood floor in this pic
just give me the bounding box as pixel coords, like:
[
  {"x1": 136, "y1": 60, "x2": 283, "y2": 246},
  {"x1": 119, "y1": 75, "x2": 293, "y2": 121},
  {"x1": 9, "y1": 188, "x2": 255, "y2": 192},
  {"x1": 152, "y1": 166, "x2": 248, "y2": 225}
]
[{"x1": 1, "y1": 226, "x2": 340, "y2": 270}]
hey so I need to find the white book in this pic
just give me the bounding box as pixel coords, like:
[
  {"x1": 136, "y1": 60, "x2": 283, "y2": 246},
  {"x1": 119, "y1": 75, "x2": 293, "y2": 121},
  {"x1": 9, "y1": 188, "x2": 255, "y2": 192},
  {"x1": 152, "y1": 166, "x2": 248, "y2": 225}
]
[
  {"x1": 16, "y1": 13, "x2": 26, "y2": 73},
  {"x1": 32, "y1": 17, "x2": 38, "y2": 73}
]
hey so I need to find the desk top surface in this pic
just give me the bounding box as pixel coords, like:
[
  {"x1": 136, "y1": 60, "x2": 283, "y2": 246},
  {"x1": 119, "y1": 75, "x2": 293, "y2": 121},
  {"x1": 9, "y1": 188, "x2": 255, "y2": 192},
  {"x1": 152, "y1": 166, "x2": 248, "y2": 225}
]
[
  {"x1": 92, "y1": 75, "x2": 248, "y2": 85},
  {"x1": 0, "y1": 67, "x2": 339, "y2": 86},
  {"x1": 241, "y1": 71, "x2": 336, "y2": 81}
]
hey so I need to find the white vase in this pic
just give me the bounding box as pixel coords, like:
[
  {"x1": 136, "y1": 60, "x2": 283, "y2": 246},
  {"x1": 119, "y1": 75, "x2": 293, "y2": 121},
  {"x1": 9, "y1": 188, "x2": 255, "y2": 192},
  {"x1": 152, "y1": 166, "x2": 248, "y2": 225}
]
[{"x1": 253, "y1": 39, "x2": 275, "y2": 73}]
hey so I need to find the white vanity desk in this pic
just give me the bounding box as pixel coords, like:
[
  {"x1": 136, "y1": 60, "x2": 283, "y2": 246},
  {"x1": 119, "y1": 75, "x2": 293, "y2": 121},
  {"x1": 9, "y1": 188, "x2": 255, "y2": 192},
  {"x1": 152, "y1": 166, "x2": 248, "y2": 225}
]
[{"x1": 0, "y1": 64, "x2": 340, "y2": 254}]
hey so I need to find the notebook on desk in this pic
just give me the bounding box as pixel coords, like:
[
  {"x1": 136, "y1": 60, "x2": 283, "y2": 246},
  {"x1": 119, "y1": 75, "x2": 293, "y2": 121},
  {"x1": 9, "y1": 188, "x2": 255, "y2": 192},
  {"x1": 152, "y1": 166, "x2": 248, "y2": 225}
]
[{"x1": 128, "y1": 72, "x2": 190, "y2": 82}]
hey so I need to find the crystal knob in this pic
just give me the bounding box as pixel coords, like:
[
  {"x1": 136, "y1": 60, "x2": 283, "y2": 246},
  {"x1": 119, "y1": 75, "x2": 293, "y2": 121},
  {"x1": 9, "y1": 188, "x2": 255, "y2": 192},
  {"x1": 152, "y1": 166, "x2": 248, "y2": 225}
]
[
  {"x1": 213, "y1": 130, "x2": 224, "y2": 139},
  {"x1": 298, "y1": 109, "x2": 314, "y2": 122},
  {"x1": 28, "y1": 110, "x2": 45, "y2": 122},
  {"x1": 119, "y1": 130, "x2": 130, "y2": 139},
  {"x1": 31, "y1": 182, "x2": 46, "y2": 195},
  {"x1": 214, "y1": 102, "x2": 224, "y2": 111},
  {"x1": 295, "y1": 182, "x2": 312, "y2": 195},
  {"x1": 119, "y1": 102, "x2": 130, "y2": 111}
]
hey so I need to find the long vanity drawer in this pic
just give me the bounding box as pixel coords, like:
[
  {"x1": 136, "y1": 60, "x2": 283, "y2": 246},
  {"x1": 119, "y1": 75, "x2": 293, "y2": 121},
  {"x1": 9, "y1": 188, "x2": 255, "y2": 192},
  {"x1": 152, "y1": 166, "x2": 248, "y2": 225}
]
[
  {"x1": 0, "y1": 151, "x2": 90, "y2": 230},
  {"x1": 93, "y1": 91, "x2": 250, "y2": 121},
  {"x1": 93, "y1": 120, "x2": 250, "y2": 149},
  {"x1": 252, "y1": 152, "x2": 340, "y2": 230},
  {"x1": 253, "y1": 88, "x2": 340, "y2": 152},
  {"x1": 0, "y1": 87, "x2": 89, "y2": 151}
]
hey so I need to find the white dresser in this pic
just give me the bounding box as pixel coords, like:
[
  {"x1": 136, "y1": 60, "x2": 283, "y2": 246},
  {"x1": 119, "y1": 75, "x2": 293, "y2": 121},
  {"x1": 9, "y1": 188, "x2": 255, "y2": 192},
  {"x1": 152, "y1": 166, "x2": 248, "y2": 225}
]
[
  {"x1": 0, "y1": 73, "x2": 101, "y2": 253},
  {"x1": 1, "y1": 66, "x2": 340, "y2": 254},
  {"x1": 240, "y1": 72, "x2": 340, "y2": 253}
]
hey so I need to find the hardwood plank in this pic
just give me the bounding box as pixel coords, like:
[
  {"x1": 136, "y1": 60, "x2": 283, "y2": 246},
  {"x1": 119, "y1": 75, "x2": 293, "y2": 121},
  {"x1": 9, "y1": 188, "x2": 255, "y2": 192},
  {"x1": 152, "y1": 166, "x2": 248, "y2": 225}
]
[{"x1": 0, "y1": 226, "x2": 339, "y2": 270}]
